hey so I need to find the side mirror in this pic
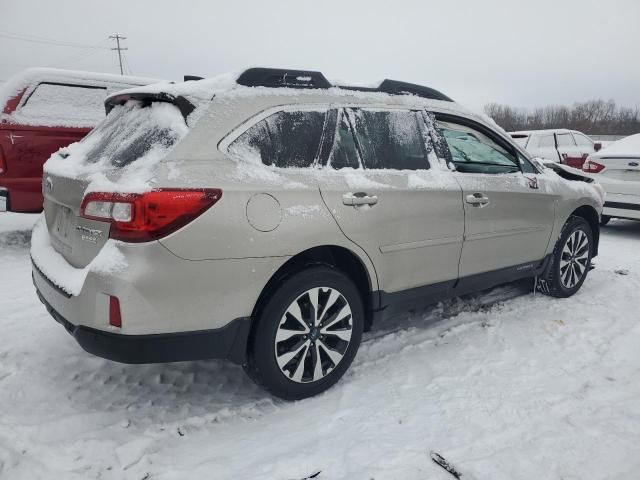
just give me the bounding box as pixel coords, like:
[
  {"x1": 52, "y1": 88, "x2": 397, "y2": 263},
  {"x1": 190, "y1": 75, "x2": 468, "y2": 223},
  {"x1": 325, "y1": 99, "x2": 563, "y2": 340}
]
[{"x1": 594, "y1": 142, "x2": 602, "y2": 152}]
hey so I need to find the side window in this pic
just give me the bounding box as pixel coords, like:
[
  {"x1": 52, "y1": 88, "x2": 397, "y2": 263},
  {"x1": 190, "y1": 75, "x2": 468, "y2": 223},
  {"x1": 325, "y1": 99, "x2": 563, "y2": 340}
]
[
  {"x1": 538, "y1": 135, "x2": 555, "y2": 148},
  {"x1": 328, "y1": 111, "x2": 361, "y2": 169},
  {"x1": 229, "y1": 110, "x2": 326, "y2": 168},
  {"x1": 573, "y1": 133, "x2": 593, "y2": 148},
  {"x1": 17, "y1": 83, "x2": 106, "y2": 126},
  {"x1": 518, "y1": 153, "x2": 538, "y2": 174},
  {"x1": 349, "y1": 109, "x2": 429, "y2": 170},
  {"x1": 436, "y1": 119, "x2": 520, "y2": 174},
  {"x1": 556, "y1": 133, "x2": 576, "y2": 148}
]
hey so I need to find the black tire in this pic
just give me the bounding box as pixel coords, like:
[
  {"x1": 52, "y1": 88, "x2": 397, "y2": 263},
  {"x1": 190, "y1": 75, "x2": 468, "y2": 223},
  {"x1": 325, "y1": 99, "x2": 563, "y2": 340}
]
[
  {"x1": 245, "y1": 266, "x2": 364, "y2": 400},
  {"x1": 539, "y1": 216, "x2": 593, "y2": 298},
  {"x1": 600, "y1": 215, "x2": 611, "y2": 226}
]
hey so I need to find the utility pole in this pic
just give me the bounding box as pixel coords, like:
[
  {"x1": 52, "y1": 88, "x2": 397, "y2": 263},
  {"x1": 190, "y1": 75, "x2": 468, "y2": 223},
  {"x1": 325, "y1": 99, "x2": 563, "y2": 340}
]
[{"x1": 109, "y1": 34, "x2": 128, "y2": 75}]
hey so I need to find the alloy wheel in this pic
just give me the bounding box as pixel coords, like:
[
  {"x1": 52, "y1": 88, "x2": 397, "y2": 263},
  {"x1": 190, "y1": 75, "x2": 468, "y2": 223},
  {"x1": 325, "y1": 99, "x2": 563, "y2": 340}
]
[
  {"x1": 559, "y1": 229, "x2": 590, "y2": 289},
  {"x1": 274, "y1": 287, "x2": 353, "y2": 384}
]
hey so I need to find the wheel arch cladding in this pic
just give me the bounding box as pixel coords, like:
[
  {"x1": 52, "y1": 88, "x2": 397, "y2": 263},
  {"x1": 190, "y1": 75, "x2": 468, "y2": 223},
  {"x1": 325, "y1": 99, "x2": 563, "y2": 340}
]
[
  {"x1": 570, "y1": 205, "x2": 600, "y2": 257},
  {"x1": 250, "y1": 245, "x2": 374, "y2": 335}
]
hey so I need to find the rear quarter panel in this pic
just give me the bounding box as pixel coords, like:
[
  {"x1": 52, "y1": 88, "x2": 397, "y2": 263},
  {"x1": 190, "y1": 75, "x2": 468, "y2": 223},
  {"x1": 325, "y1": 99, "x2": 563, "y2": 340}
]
[{"x1": 155, "y1": 157, "x2": 379, "y2": 289}]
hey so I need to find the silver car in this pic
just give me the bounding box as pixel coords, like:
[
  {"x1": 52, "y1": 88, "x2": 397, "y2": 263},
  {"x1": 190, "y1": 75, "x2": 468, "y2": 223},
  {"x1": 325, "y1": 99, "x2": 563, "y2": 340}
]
[{"x1": 32, "y1": 68, "x2": 604, "y2": 400}]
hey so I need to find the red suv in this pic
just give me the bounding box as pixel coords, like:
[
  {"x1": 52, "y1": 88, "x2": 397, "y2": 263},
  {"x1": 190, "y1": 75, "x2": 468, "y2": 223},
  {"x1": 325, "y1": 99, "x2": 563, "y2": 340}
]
[{"x1": 0, "y1": 68, "x2": 160, "y2": 213}]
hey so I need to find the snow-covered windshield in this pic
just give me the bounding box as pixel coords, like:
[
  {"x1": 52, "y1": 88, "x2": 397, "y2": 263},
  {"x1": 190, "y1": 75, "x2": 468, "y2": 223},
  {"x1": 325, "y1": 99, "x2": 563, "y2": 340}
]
[{"x1": 82, "y1": 101, "x2": 186, "y2": 168}]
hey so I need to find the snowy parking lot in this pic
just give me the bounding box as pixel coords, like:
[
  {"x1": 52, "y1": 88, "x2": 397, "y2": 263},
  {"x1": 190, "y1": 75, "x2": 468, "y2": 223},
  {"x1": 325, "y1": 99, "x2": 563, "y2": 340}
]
[{"x1": 1, "y1": 213, "x2": 639, "y2": 480}]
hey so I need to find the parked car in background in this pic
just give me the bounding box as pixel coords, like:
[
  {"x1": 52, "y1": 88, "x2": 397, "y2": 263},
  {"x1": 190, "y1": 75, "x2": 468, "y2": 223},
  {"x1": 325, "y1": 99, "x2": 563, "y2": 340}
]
[
  {"x1": 0, "y1": 68, "x2": 161, "y2": 213},
  {"x1": 31, "y1": 68, "x2": 603, "y2": 400},
  {"x1": 510, "y1": 129, "x2": 602, "y2": 169},
  {"x1": 583, "y1": 133, "x2": 640, "y2": 224}
]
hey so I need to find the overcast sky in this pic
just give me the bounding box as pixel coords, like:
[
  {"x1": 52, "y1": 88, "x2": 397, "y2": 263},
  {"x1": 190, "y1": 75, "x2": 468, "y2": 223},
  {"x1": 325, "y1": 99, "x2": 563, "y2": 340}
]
[{"x1": 1, "y1": 0, "x2": 639, "y2": 110}]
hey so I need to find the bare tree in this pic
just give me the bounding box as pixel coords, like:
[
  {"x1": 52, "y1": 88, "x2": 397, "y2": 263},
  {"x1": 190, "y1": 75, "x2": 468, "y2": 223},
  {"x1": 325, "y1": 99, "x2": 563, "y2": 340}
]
[{"x1": 484, "y1": 99, "x2": 640, "y2": 135}]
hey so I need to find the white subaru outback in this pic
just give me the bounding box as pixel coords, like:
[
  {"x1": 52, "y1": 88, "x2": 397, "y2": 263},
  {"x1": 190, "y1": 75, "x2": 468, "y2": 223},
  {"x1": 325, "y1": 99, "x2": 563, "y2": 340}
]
[{"x1": 32, "y1": 68, "x2": 604, "y2": 400}]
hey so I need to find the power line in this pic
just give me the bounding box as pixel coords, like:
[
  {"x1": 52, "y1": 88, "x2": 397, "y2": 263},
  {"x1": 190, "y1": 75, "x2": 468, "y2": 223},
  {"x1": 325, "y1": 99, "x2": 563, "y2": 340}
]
[
  {"x1": 109, "y1": 34, "x2": 128, "y2": 76},
  {"x1": 122, "y1": 51, "x2": 134, "y2": 76},
  {"x1": 0, "y1": 30, "x2": 110, "y2": 50},
  {"x1": 52, "y1": 38, "x2": 111, "y2": 69}
]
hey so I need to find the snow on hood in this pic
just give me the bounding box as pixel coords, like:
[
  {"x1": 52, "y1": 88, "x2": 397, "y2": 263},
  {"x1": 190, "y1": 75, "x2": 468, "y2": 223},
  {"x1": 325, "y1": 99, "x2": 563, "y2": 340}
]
[
  {"x1": 539, "y1": 162, "x2": 604, "y2": 205},
  {"x1": 592, "y1": 133, "x2": 640, "y2": 158}
]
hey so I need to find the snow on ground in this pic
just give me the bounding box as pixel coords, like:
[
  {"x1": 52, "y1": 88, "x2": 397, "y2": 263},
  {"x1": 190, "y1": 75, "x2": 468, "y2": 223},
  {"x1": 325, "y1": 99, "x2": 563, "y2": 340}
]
[{"x1": 1, "y1": 213, "x2": 639, "y2": 480}]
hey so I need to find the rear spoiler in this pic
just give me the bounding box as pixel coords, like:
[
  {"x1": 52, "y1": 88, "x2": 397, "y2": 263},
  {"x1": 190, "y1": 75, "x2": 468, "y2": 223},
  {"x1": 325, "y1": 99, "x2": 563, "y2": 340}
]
[{"x1": 105, "y1": 92, "x2": 195, "y2": 121}]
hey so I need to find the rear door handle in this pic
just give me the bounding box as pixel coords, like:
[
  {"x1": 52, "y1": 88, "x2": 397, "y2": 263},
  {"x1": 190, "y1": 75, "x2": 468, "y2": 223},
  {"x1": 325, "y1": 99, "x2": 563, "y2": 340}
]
[
  {"x1": 465, "y1": 193, "x2": 490, "y2": 207},
  {"x1": 343, "y1": 192, "x2": 378, "y2": 206}
]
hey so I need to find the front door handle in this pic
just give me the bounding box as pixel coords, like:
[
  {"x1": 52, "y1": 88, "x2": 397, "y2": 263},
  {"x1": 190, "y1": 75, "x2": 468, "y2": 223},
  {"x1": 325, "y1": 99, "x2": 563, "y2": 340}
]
[
  {"x1": 343, "y1": 192, "x2": 378, "y2": 206},
  {"x1": 465, "y1": 193, "x2": 490, "y2": 207}
]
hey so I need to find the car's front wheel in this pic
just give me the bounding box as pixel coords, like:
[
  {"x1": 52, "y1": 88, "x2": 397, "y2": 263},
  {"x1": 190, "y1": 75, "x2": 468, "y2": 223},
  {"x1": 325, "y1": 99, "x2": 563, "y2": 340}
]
[
  {"x1": 540, "y1": 216, "x2": 593, "y2": 298},
  {"x1": 245, "y1": 266, "x2": 364, "y2": 400}
]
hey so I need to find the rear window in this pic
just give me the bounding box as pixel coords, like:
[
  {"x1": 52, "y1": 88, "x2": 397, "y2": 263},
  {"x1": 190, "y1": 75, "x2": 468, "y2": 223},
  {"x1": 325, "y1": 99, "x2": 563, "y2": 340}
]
[
  {"x1": 538, "y1": 135, "x2": 555, "y2": 148},
  {"x1": 510, "y1": 134, "x2": 529, "y2": 148},
  {"x1": 16, "y1": 82, "x2": 106, "y2": 127},
  {"x1": 229, "y1": 110, "x2": 326, "y2": 168},
  {"x1": 557, "y1": 133, "x2": 576, "y2": 147},
  {"x1": 82, "y1": 101, "x2": 187, "y2": 168},
  {"x1": 349, "y1": 109, "x2": 429, "y2": 170},
  {"x1": 574, "y1": 133, "x2": 593, "y2": 148},
  {"x1": 328, "y1": 111, "x2": 361, "y2": 169}
]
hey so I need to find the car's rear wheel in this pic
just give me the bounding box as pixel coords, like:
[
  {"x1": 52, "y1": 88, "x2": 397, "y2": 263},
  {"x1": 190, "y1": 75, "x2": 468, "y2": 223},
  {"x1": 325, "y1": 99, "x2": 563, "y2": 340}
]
[
  {"x1": 539, "y1": 216, "x2": 593, "y2": 298},
  {"x1": 245, "y1": 266, "x2": 364, "y2": 400}
]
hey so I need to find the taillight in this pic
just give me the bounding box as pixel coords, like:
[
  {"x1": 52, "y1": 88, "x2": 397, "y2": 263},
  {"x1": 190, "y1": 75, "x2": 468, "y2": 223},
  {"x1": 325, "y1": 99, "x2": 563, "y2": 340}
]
[
  {"x1": 563, "y1": 157, "x2": 586, "y2": 169},
  {"x1": 2, "y1": 88, "x2": 26, "y2": 115},
  {"x1": 80, "y1": 188, "x2": 222, "y2": 242},
  {"x1": 583, "y1": 160, "x2": 605, "y2": 173}
]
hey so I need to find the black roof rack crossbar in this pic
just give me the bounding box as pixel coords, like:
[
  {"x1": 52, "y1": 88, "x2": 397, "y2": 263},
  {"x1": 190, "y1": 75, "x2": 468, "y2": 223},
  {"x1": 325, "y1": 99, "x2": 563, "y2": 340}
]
[
  {"x1": 237, "y1": 68, "x2": 332, "y2": 89},
  {"x1": 377, "y1": 79, "x2": 453, "y2": 102},
  {"x1": 236, "y1": 67, "x2": 453, "y2": 102}
]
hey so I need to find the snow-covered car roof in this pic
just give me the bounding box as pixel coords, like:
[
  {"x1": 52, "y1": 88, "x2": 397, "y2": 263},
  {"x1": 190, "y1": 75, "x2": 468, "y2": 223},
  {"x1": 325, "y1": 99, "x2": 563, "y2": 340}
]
[
  {"x1": 590, "y1": 133, "x2": 640, "y2": 158},
  {"x1": 105, "y1": 67, "x2": 488, "y2": 130},
  {"x1": 0, "y1": 68, "x2": 165, "y2": 129}
]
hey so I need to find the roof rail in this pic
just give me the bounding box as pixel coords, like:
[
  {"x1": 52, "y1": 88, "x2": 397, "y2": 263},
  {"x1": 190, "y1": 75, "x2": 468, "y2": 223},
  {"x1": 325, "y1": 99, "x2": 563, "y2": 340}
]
[
  {"x1": 377, "y1": 79, "x2": 452, "y2": 102},
  {"x1": 236, "y1": 67, "x2": 453, "y2": 102},
  {"x1": 236, "y1": 68, "x2": 331, "y2": 89}
]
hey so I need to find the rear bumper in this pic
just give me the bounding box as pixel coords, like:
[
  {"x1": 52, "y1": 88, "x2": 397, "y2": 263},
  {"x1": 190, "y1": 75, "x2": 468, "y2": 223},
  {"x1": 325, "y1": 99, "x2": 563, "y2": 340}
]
[
  {"x1": 0, "y1": 179, "x2": 43, "y2": 213},
  {"x1": 603, "y1": 193, "x2": 640, "y2": 220},
  {"x1": 35, "y1": 286, "x2": 251, "y2": 364}
]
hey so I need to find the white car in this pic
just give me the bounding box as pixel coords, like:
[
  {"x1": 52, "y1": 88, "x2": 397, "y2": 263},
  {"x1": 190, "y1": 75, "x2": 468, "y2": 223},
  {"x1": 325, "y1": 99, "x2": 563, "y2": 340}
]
[
  {"x1": 510, "y1": 129, "x2": 602, "y2": 169},
  {"x1": 583, "y1": 133, "x2": 640, "y2": 223}
]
